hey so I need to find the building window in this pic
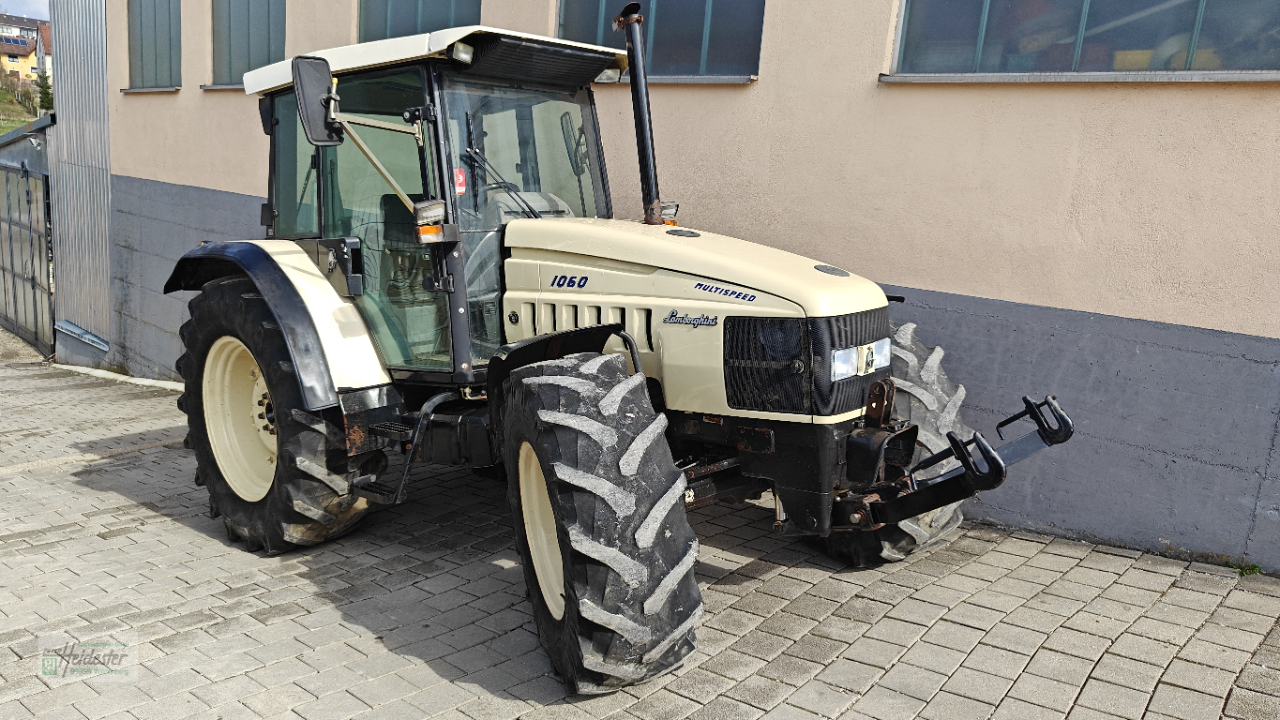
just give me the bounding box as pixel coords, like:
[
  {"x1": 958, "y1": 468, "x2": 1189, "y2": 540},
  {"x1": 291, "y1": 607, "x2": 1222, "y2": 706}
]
[
  {"x1": 558, "y1": 0, "x2": 767, "y2": 79},
  {"x1": 897, "y1": 0, "x2": 1280, "y2": 74},
  {"x1": 6, "y1": 55, "x2": 15, "y2": 62},
  {"x1": 128, "y1": 0, "x2": 182, "y2": 88},
  {"x1": 212, "y1": 0, "x2": 285, "y2": 86},
  {"x1": 359, "y1": 0, "x2": 482, "y2": 42}
]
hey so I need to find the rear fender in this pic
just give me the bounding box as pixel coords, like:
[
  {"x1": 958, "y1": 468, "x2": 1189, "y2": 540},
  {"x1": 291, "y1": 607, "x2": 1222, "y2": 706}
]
[{"x1": 165, "y1": 240, "x2": 391, "y2": 411}]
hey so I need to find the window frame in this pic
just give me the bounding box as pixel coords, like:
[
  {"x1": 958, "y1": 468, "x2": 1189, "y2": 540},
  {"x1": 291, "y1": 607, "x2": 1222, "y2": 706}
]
[
  {"x1": 885, "y1": 0, "x2": 1280, "y2": 83},
  {"x1": 126, "y1": 0, "x2": 182, "y2": 90},
  {"x1": 208, "y1": 0, "x2": 286, "y2": 89},
  {"x1": 556, "y1": 0, "x2": 765, "y2": 83},
  {"x1": 358, "y1": 0, "x2": 484, "y2": 43}
]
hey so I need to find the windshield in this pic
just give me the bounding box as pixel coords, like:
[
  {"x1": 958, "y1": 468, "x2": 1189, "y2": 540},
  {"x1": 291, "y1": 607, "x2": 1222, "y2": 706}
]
[
  {"x1": 441, "y1": 74, "x2": 610, "y2": 366},
  {"x1": 441, "y1": 76, "x2": 610, "y2": 231}
]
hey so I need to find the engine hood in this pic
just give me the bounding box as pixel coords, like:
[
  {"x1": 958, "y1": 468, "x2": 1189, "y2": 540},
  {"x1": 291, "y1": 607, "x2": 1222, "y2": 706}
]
[{"x1": 503, "y1": 218, "x2": 886, "y2": 317}]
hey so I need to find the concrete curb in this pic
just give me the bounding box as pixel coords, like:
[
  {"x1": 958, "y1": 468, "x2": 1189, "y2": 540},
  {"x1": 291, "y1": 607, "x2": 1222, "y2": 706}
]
[{"x1": 51, "y1": 363, "x2": 184, "y2": 392}]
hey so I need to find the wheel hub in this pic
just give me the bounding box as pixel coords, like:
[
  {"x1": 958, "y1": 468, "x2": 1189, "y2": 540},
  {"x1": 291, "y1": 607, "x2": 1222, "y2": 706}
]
[{"x1": 203, "y1": 336, "x2": 277, "y2": 502}]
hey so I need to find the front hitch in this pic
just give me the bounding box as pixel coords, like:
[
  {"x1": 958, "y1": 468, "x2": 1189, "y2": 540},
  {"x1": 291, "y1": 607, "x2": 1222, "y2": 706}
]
[{"x1": 835, "y1": 393, "x2": 1075, "y2": 530}]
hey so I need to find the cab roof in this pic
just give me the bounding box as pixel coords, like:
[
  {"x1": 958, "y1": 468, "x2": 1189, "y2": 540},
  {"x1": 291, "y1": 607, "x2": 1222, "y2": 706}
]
[{"x1": 242, "y1": 26, "x2": 628, "y2": 95}]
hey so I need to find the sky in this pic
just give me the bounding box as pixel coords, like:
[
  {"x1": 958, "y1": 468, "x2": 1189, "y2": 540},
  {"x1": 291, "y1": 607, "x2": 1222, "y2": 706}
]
[{"x1": 2, "y1": 0, "x2": 47, "y2": 21}]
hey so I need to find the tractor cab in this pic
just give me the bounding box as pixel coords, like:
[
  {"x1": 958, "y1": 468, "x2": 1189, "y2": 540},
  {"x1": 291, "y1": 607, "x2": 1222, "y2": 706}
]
[{"x1": 247, "y1": 29, "x2": 623, "y2": 380}]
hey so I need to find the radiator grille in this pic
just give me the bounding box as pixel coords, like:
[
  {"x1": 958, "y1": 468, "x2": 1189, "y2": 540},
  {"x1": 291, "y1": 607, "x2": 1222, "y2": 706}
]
[
  {"x1": 723, "y1": 317, "x2": 811, "y2": 413},
  {"x1": 723, "y1": 307, "x2": 891, "y2": 416}
]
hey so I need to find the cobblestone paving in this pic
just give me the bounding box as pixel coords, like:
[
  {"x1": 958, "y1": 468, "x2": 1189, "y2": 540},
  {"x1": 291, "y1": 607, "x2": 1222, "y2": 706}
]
[{"x1": 3, "y1": 332, "x2": 1280, "y2": 720}]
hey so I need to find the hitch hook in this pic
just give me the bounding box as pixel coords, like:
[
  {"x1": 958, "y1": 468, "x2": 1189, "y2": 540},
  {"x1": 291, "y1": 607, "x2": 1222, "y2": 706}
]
[
  {"x1": 996, "y1": 395, "x2": 1074, "y2": 445},
  {"x1": 946, "y1": 430, "x2": 1007, "y2": 491}
]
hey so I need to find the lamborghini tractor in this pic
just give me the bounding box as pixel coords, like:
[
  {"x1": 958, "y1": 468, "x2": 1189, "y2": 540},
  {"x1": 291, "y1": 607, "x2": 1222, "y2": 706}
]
[{"x1": 165, "y1": 3, "x2": 1074, "y2": 693}]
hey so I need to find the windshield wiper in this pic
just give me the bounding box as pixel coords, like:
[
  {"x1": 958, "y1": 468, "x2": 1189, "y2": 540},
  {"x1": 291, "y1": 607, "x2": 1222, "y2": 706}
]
[{"x1": 465, "y1": 112, "x2": 541, "y2": 220}]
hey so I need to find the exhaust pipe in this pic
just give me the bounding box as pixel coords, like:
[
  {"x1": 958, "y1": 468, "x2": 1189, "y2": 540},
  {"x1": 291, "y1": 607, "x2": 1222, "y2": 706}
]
[{"x1": 614, "y1": 2, "x2": 662, "y2": 225}]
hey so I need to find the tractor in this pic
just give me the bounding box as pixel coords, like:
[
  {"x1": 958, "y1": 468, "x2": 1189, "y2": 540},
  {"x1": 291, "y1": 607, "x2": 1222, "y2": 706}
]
[{"x1": 164, "y1": 3, "x2": 1074, "y2": 694}]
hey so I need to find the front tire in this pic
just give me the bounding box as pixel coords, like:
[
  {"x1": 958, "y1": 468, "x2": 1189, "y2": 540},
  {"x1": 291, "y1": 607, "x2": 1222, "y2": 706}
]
[
  {"x1": 503, "y1": 352, "x2": 703, "y2": 694},
  {"x1": 177, "y1": 276, "x2": 387, "y2": 554}
]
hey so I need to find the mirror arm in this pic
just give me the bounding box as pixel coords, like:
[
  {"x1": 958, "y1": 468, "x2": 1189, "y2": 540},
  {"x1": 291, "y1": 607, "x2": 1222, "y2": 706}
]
[
  {"x1": 338, "y1": 120, "x2": 416, "y2": 213},
  {"x1": 336, "y1": 112, "x2": 420, "y2": 138}
]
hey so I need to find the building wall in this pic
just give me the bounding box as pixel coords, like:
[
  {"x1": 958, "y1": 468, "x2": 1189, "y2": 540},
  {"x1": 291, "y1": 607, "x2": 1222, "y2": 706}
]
[
  {"x1": 594, "y1": 0, "x2": 1280, "y2": 342},
  {"x1": 106, "y1": 0, "x2": 269, "y2": 196},
  {"x1": 78, "y1": 0, "x2": 1280, "y2": 565}
]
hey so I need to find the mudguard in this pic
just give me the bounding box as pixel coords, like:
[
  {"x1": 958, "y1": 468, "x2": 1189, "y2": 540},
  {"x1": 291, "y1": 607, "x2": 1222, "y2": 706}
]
[{"x1": 165, "y1": 240, "x2": 391, "y2": 411}]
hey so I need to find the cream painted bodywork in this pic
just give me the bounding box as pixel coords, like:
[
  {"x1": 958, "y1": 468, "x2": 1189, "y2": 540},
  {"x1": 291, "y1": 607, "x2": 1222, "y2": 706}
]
[
  {"x1": 503, "y1": 219, "x2": 890, "y2": 424},
  {"x1": 247, "y1": 241, "x2": 392, "y2": 392}
]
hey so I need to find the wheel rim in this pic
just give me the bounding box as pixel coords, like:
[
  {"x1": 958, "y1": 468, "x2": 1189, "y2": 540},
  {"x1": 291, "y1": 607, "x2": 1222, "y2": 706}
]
[
  {"x1": 203, "y1": 336, "x2": 277, "y2": 502},
  {"x1": 519, "y1": 442, "x2": 565, "y2": 620}
]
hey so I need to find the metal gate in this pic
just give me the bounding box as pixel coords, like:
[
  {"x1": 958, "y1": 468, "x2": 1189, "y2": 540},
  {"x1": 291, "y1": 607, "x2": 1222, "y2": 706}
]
[{"x1": 0, "y1": 165, "x2": 53, "y2": 356}]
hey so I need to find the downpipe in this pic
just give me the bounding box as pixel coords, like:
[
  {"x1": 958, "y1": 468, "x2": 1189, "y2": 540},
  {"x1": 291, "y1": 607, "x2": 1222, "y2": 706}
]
[{"x1": 614, "y1": 2, "x2": 663, "y2": 225}]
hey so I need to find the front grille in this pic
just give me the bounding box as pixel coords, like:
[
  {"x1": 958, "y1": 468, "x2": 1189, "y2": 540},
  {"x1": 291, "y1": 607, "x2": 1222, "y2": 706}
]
[
  {"x1": 723, "y1": 307, "x2": 891, "y2": 416},
  {"x1": 723, "y1": 317, "x2": 811, "y2": 413}
]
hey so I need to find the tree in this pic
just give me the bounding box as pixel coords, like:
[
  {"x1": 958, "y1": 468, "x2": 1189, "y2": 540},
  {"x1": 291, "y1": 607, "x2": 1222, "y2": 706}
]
[{"x1": 35, "y1": 71, "x2": 50, "y2": 112}]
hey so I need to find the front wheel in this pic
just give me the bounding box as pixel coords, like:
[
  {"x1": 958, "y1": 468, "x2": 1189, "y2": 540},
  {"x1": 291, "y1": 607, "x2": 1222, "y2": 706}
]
[
  {"x1": 177, "y1": 276, "x2": 388, "y2": 554},
  {"x1": 503, "y1": 352, "x2": 703, "y2": 694}
]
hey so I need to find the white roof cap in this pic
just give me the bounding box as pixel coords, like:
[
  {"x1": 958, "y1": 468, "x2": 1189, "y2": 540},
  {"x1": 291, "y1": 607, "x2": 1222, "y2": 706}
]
[{"x1": 243, "y1": 26, "x2": 627, "y2": 95}]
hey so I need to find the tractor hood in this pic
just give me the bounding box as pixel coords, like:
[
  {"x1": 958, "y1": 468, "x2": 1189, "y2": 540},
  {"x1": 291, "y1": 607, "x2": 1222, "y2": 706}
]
[{"x1": 503, "y1": 218, "x2": 887, "y2": 318}]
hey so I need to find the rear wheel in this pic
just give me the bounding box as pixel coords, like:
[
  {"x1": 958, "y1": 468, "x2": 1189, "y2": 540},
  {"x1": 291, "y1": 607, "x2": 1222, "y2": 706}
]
[
  {"x1": 824, "y1": 321, "x2": 973, "y2": 566},
  {"x1": 503, "y1": 352, "x2": 703, "y2": 694},
  {"x1": 177, "y1": 276, "x2": 387, "y2": 554}
]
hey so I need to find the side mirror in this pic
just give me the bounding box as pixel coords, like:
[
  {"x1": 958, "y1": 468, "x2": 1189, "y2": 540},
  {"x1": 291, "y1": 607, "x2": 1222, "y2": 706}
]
[
  {"x1": 560, "y1": 112, "x2": 587, "y2": 177},
  {"x1": 292, "y1": 56, "x2": 343, "y2": 146}
]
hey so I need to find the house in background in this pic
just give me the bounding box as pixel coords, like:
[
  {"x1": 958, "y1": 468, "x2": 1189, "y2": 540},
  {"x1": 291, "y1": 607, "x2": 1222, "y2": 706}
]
[
  {"x1": 0, "y1": 35, "x2": 37, "y2": 81},
  {"x1": 41, "y1": 0, "x2": 1280, "y2": 569},
  {"x1": 0, "y1": 13, "x2": 40, "y2": 41},
  {"x1": 37, "y1": 20, "x2": 51, "y2": 79},
  {"x1": 0, "y1": 13, "x2": 49, "y2": 82}
]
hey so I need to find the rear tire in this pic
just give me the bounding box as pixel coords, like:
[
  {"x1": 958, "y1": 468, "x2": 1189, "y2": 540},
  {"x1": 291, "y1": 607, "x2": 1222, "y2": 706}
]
[
  {"x1": 823, "y1": 321, "x2": 973, "y2": 566},
  {"x1": 177, "y1": 276, "x2": 387, "y2": 554},
  {"x1": 503, "y1": 352, "x2": 703, "y2": 694}
]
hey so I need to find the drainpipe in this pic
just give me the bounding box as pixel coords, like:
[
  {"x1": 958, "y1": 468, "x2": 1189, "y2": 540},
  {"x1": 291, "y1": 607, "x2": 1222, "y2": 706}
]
[{"x1": 614, "y1": 2, "x2": 662, "y2": 225}]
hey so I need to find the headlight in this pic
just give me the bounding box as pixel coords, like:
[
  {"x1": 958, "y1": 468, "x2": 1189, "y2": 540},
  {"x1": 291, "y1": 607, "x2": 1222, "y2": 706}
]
[
  {"x1": 831, "y1": 346, "x2": 859, "y2": 382},
  {"x1": 831, "y1": 337, "x2": 891, "y2": 382}
]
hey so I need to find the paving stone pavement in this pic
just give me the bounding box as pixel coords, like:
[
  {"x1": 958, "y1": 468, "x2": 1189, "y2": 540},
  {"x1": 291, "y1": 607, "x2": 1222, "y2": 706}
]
[{"x1": 3, "y1": 330, "x2": 1280, "y2": 720}]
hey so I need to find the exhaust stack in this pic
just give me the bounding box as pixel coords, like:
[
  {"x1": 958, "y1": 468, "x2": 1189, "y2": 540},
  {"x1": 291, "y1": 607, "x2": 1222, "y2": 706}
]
[{"x1": 614, "y1": 3, "x2": 662, "y2": 225}]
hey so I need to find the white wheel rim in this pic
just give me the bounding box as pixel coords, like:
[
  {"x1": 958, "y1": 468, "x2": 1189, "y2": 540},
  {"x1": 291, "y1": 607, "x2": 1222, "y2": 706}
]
[
  {"x1": 203, "y1": 336, "x2": 277, "y2": 502},
  {"x1": 519, "y1": 442, "x2": 565, "y2": 620}
]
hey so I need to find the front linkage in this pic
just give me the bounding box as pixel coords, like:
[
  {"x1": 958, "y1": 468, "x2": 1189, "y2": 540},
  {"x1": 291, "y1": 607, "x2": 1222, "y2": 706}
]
[{"x1": 833, "y1": 379, "x2": 1074, "y2": 533}]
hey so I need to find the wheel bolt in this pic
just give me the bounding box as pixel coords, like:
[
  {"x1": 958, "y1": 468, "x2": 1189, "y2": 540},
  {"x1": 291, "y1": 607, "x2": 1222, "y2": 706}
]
[
  {"x1": 258, "y1": 413, "x2": 265, "y2": 419},
  {"x1": 849, "y1": 512, "x2": 864, "y2": 524}
]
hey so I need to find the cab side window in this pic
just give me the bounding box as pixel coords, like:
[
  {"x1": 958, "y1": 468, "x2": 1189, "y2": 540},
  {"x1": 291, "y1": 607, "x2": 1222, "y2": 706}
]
[
  {"x1": 316, "y1": 68, "x2": 451, "y2": 370},
  {"x1": 271, "y1": 91, "x2": 319, "y2": 238}
]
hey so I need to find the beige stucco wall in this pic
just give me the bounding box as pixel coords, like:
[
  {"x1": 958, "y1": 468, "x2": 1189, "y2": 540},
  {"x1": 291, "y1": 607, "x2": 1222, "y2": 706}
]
[
  {"x1": 105, "y1": 0, "x2": 359, "y2": 199},
  {"x1": 594, "y1": 0, "x2": 1280, "y2": 339},
  {"x1": 103, "y1": 0, "x2": 1280, "y2": 338},
  {"x1": 480, "y1": 0, "x2": 557, "y2": 38}
]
